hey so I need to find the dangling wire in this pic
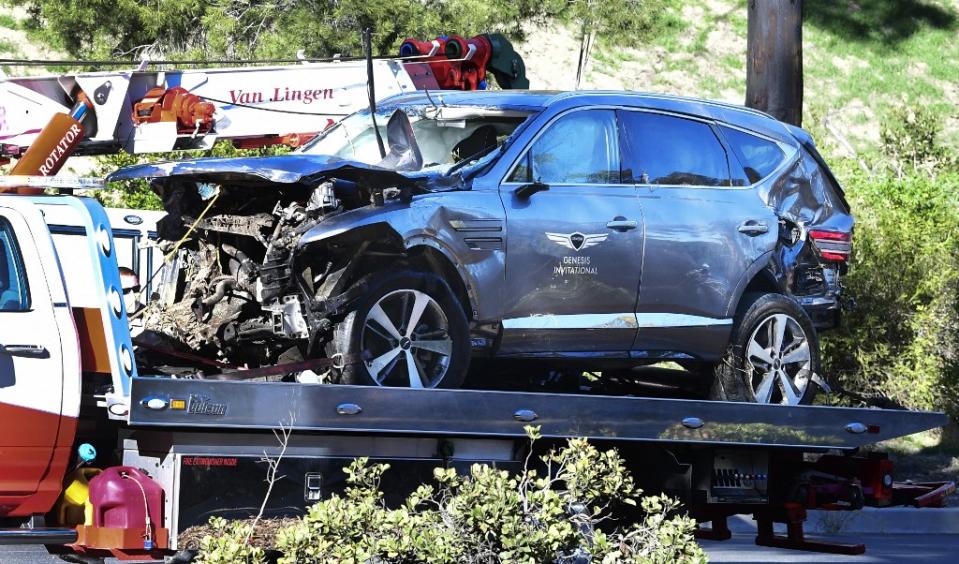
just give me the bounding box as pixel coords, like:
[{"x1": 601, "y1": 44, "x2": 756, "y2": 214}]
[{"x1": 163, "y1": 188, "x2": 221, "y2": 263}]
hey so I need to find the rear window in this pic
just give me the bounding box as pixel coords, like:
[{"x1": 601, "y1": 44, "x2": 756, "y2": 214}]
[
  {"x1": 721, "y1": 126, "x2": 785, "y2": 184},
  {"x1": 620, "y1": 111, "x2": 731, "y2": 187}
]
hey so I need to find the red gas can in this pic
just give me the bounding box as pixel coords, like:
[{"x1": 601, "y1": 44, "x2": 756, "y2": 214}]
[{"x1": 88, "y1": 467, "x2": 164, "y2": 529}]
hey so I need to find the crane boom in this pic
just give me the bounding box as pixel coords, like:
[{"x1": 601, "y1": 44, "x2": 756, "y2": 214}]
[{"x1": 0, "y1": 33, "x2": 527, "y2": 162}]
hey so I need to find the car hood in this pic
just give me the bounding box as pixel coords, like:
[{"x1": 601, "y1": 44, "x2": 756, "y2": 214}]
[{"x1": 107, "y1": 154, "x2": 415, "y2": 188}]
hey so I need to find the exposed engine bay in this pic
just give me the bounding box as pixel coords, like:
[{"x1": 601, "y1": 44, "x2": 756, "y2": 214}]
[{"x1": 139, "y1": 179, "x2": 336, "y2": 371}]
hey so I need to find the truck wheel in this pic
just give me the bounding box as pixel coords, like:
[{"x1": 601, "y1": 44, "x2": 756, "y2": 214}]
[
  {"x1": 330, "y1": 269, "x2": 470, "y2": 388},
  {"x1": 710, "y1": 293, "x2": 821, "y2": 405}
]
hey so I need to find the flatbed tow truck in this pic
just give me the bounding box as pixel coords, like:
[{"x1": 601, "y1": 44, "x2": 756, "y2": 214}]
[{"x1": 0, "y1": 182, "x2": 953, "y2": 562}]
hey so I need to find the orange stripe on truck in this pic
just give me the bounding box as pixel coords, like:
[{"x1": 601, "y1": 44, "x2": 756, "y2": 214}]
[{"x1": 72, "y1": 307, "x2": 112, "y2": 374}]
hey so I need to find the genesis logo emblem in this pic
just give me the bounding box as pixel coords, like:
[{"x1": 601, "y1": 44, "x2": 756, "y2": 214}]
[{"x1": 546, "y1": 231, "x2": 608, "y2": 251}]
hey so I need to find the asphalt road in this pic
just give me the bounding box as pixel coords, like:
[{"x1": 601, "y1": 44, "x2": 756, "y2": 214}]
[
  {"x1": 701, "y1": 534, "x2": 959, "y2": 563},
  {"x1": 3, "y1": 534, "x2": 959, "y2": 563}
]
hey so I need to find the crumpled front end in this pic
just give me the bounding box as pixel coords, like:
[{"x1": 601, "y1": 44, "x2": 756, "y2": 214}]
[{"x1": 109, "y1": 155, "x2": 423, "y2": 373}]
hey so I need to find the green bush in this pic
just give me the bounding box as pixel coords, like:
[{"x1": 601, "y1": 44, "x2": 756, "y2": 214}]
[
  {"x1": 879, "y1": 106, "x2": 956, "y2": 175},
  {"x1": 194, "y1": 431, "x2": 706, "y2": 564},
  {"x1": 193, "y1": 517, "x2": 267, "y2": 564},
  {"x1": 821, "y1": 106, "x2": 959, "y2": 418}
]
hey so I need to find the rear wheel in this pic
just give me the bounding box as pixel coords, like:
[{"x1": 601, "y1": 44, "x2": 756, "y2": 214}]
[
  {"x1": 710, "y1": 293, "x2": 821, "y2": 405},
  {"x1": 330, "y1": 269, "x2": 470, "y2": 388}
]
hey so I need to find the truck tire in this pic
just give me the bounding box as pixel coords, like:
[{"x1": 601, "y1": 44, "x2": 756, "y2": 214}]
[
  {"x1": 709, "y1": 292, "x2": 821, "y2": 405},
  {"x1": 330, "y1": 269, "x2": 470, "y2": 388}
]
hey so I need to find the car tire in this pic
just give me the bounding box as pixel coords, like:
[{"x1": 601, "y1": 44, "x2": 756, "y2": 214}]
[
  {"x1": 329, "y1": 269, "x2": 470, "y2": 388},
  {"x1": 709, "y1": 292, "x2": 821, "y2": 405}
]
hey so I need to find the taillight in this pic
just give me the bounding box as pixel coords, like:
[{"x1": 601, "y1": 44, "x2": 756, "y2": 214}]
[{"x1": 808, "y1": 229, "x2": 851, "y2": 263}]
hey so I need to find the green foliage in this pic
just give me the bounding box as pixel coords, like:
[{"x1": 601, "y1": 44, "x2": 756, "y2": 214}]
[
  {"x1": 90, "y1": 151, "x2": 162, "y2": 210},
  {"x1": 9, "y1": 0, "x2": 669, "y2": 61},
  {"x1": 0, "y1": 13, "x2": 20, "y2": 29},
  {"x1": 821, "y1": 106, "x2": 959, "y2": 418},
  {"x1": 879, "y1": 105, "x2": 956, "y2": 174},
  {"x1": 194, "y1": 517, "x2": 267, "y2": 564},
  {"x1": 195, "y1": 437, "x2": 706, "y2": 563}
]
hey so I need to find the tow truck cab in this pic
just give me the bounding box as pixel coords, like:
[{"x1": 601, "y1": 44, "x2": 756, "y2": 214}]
[
  {"x1": 0, "y1": 196, "x2": 81, "y2": 517},
  {"x1": 0, "y1": 194, "x2": 146, "y2": 518}
]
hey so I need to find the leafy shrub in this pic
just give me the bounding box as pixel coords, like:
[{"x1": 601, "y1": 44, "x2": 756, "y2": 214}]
[
  {"x1": 821, "y1": 105, "x2": 959, "y2": 418},
  {"x1": 195, "y1": 517, "x2": 267, "y2": 564},
  {"x1": 879, "y1": 106, "x2": 956, "y2": 175},
  {"x1": 194, "y1": 430, "x2": 706, "y2": 564}
]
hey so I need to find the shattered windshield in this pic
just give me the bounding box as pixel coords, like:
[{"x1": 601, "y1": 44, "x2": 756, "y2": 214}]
[{"x1": 298, "y1": 105, "x2": 530, "y2": 173}]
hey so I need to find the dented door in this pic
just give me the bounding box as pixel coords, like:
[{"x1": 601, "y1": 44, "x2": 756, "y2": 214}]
[{"x1": 498, "y1": 109, "x2": 643, "y2": 354}]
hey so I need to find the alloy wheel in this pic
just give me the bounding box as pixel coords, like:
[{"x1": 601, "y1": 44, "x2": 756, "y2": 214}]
[
  {"x1": 743, "y1": 313, "x2": 813, "y2": 405},
  {"x1": 360, "y1": 289, "x2": 453, "y2": 388}
]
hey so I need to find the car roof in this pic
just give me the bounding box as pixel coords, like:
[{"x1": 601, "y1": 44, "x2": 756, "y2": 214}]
[
  {"x1": 381, "y1": 89, "x2": 795, "y2": 143},
  {"x1": 378, "y1": 89, "x2": 559, "y2": 112}
]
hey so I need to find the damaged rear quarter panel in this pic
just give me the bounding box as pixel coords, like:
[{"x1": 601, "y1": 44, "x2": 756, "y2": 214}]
[
  {"x1": 734, "y1": 135, "x2": 854, "y2": 326},
  {"x1": 298, "y1": 189, "x2": 508, "y2": 322}
]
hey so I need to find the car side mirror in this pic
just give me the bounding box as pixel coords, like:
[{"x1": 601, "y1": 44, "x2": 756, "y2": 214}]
[{"x1": 514, "y1": 181, "x2": 549, "y2": 200}]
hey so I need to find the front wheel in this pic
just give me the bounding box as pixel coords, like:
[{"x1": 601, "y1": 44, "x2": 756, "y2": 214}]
[
  {"x1": 710, "y1": 293, "x2": 821, "y2": 405},
  {"x1": 329, "y1": 269, "x2": 470, "y2": 388}
]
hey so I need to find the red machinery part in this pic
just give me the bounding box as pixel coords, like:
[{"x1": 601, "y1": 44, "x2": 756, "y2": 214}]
[
  {"x1": 893, "y1": 480, "x2": 957, "y2": 508},
  {"x1": 132, "y1": 86, "x2": 216, "y2": 135},
  {"x1": 813, "y1": 453, "x2": 894, "y2": 506},
  {"x1": 399, "y1": 34, "x2": 494, "y2": 91}
]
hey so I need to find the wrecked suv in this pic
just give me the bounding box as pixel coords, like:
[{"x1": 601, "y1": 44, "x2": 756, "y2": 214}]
[{"x1": 112, "y1": 90, "x2": 853, "y2": 406}]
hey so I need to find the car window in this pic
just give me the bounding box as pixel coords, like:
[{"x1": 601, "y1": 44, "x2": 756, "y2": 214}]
[
  {"x1": 0, "y1": 217, "x2": 30, "y2": 312},
  {"x1": 299, "y1": 106, "x2": 529, "y2": 174},
  {"x1": 511, "y1": 109, "x2": 621, "y2": 184},
  {"x1": 720, "y1": 126, "x2": 786, "y2": 184},
  {"x1": 620, "y1": 111, "x2": 730, "y2": 187}
]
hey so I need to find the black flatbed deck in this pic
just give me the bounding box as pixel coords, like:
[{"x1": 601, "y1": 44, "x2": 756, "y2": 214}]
[{"x1": 129, "y1": 378, "x2": 947, "y2": 451}]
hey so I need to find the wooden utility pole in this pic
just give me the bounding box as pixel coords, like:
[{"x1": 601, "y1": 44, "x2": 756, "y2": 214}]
[{"x1": 745, "y1": 0, "x2": 803, "y2": 126}]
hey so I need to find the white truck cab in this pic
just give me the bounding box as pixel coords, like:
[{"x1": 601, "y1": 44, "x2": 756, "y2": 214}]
[
  {"x1": 0, "y1": 194, "x2": 139, "y2": 517},
  {"x1": 0, "y1": 196, "x2": 80, "y2": 514}
]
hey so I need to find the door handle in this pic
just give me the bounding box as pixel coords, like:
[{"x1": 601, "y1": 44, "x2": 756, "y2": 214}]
[
  {"x1": 0, "y1": 344, "x2": 49, "y2": 358},
  {"x1": 606, "y1": 219, "x2": 638, "y2": 232},
  {"x1": 737, "y1": 221, "x2": 768, "y2": 236}
]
